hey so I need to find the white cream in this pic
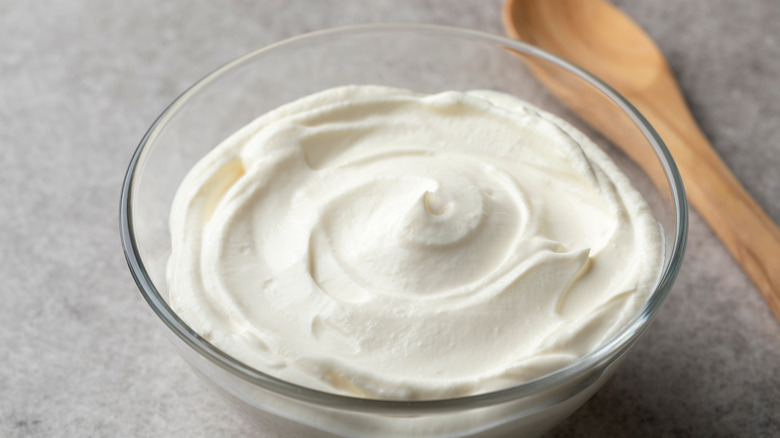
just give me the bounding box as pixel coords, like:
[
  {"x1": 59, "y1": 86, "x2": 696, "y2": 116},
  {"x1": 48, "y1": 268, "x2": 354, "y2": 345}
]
[{"x1": 167, "y1": 85, "x2": 663, "y2": 400}]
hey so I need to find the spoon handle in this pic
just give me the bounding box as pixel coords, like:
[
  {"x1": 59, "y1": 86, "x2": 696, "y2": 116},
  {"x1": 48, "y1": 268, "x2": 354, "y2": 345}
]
[{"x1": 649, "y1": 108, "x2": 780, "y2": 319}]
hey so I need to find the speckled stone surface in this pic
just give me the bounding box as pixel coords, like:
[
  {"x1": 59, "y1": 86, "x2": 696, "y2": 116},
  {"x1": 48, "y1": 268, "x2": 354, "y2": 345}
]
[{"x1": 1, "y1": 1, "x2": 779, "y2": 437}]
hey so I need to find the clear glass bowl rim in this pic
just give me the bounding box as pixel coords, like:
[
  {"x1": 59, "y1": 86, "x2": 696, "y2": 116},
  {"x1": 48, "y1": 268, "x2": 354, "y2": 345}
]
[{"x1": 120, "y1": 23, "x2": 688, "y2": 414}]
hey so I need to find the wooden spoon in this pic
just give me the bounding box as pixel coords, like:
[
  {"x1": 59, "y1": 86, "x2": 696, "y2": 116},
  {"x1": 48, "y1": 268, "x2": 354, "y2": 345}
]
[{"x1": 503, "y1": 0, "x2": 780, "y2": 321}]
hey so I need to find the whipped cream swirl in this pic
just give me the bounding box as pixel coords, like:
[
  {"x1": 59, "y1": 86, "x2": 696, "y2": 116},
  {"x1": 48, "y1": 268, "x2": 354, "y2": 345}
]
[{"x1": 168, "y1": 86, "x2": 663, "y2": 400}]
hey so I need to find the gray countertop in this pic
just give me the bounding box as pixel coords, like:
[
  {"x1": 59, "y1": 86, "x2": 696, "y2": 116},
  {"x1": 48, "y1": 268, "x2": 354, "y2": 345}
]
[{"x1": 2, "y1": 1, "x2": 779, "y2": 437}]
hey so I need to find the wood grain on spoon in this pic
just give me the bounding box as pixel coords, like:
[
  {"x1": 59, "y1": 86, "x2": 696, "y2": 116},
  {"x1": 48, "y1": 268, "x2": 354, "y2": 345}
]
[{"x1": 503, "y1": 0, "x2": 780, "y2": 321}]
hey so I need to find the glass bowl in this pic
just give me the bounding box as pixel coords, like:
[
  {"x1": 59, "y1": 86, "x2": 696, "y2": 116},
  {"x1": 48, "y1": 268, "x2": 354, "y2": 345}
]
[{"x1": 120, "y1": 24, "x2": 687, "y2": 437}]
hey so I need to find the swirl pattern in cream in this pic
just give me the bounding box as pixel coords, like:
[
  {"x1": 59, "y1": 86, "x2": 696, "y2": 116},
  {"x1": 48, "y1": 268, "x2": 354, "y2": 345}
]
[{"x1": 168, "y1": 86, "x2": 663, "y2": 400}]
